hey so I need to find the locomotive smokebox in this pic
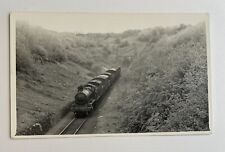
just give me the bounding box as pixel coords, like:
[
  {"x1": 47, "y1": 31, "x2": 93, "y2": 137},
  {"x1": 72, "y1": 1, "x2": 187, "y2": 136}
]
[{"x1": 75, "y1": 89, "x2": 93, "y2": 105}]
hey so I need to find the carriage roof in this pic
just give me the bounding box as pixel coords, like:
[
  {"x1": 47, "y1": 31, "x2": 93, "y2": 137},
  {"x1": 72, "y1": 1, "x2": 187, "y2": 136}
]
[
  {"x1": 109, "y1": 68, "x2": 117, "y2": 71},
  {"x1": 104, "y1": 72, "x2": 111, "y2": 75},
  {"x1": 95, "y1": 74, "x2": 109, "y2": 79},
  {"x1": 85, "y1": 84, "x2": 96, "y2": 88},
  {"x1": 89, "y1": 79, "x2": 102, "y2": 85}
]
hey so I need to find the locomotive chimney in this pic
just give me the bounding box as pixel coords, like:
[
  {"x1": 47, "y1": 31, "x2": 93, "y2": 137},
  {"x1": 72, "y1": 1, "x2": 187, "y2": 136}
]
[{"x1": 77, "y1": 85, "x2": 84, "y2": 91}]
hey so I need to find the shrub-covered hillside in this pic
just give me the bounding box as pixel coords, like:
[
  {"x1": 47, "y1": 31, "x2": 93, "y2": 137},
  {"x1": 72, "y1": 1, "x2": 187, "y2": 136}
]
[
  {"x1": 121, "y1": 23, "x2": 209, "y2": 132},
  {"x1": 16, "y1": 21, "x2": 209, "y2": 134}
]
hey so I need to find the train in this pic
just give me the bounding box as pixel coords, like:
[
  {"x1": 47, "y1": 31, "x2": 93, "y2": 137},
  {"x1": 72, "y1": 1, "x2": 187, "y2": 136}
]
[{"x1": 71, "y1": 67, "x2": 121, "y2": 117}]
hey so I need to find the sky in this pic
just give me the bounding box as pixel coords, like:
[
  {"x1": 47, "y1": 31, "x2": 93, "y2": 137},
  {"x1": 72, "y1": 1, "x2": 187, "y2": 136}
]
[{"x1": 12, "y1": 12, "x2": 208, "y2": 33}]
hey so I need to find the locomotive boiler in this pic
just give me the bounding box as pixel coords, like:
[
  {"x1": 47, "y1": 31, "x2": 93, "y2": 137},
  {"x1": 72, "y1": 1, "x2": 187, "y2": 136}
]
[{"x1": 71, "y1": 67, "x2": 121, "y2": 117}]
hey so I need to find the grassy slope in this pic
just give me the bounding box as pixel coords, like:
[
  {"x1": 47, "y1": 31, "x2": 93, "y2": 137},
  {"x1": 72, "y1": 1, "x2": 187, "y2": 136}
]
[
  {"x1": 16, "y1": 61, "x2": 93, "y2": 134},
  {"x1": 16, "y1": 22, "x2": 208, "y2": 134}
]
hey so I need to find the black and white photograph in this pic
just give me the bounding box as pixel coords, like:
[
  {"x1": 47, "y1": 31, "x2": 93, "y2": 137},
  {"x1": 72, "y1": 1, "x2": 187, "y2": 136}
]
[{"x1": 10, "y1": 13, "x2": 211, "y2": 137}]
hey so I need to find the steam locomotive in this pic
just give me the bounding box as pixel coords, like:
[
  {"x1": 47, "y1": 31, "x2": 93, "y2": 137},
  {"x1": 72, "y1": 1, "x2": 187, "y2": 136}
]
[{"x1": 71, "y1": 67, "x2": 121, "y2": 117}]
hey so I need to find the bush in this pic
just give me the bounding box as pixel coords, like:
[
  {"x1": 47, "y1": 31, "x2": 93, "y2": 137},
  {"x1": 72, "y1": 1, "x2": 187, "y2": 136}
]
[
  {"x1": 119, "y1": 40, "x2": 129, "y2": 48},
  {"x1": 30, "y1": 45, "x2": 48, "y2": 63},
  {"x1": 16, "y1": 42, "x2": 34, "y2": 74},
  {"x1": 114, "y1": 38, "x2": 121, "y2": 44},
  {"x1": 137, "y1": 27, "x2": 165, "y2": 43},
  {"x1": 67, "y1": 52, "x2": 81, "y2": 64},
  {"x1": 120, "y1": 30, "x2": 140, "y2": 38},
  {"x1": 48, "y1": 47, "x2": 66, "y2": 63}
]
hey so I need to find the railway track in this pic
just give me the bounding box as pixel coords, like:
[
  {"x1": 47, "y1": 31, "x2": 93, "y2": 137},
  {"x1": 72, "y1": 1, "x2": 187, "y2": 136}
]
[{"x1": 59, "y1": 117, "x2": 87, "y2": 135}]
